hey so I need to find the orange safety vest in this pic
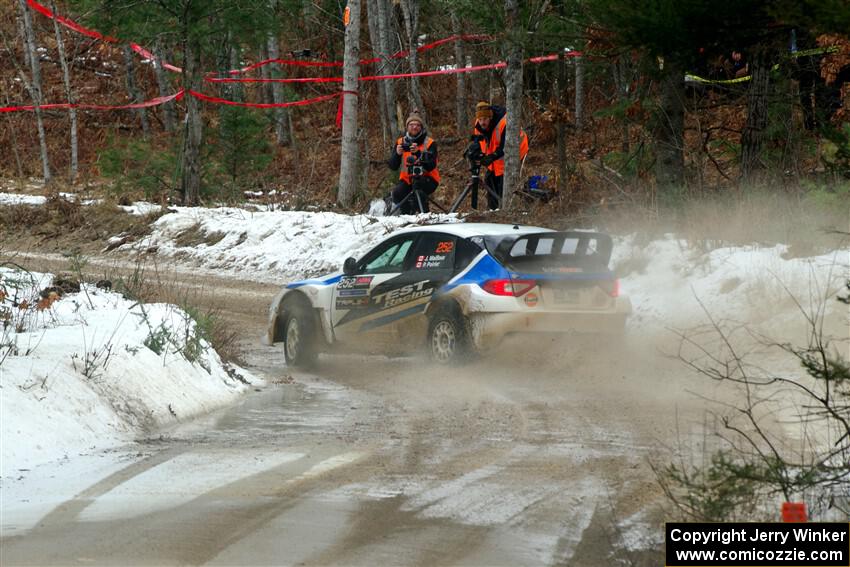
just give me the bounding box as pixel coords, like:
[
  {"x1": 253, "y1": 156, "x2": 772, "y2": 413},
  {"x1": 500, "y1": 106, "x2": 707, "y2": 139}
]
[
  {"x1": 477, "y1": 116, "x2": 529, "y2": 176},
  {"x1": 398, "y1": 136, "x2": 441, "y2": 184}
]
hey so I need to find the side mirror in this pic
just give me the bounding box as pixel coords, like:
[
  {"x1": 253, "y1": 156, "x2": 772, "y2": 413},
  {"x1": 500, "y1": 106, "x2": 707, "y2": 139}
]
[{"x1": 343, "y1": 257, "x2": 358, "y2": 276}]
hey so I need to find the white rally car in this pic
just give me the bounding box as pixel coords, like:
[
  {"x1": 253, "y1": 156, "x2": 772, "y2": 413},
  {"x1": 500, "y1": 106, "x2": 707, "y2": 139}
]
[{"x1": 264, "y1": 223, "x2": 631, "y2": 366}]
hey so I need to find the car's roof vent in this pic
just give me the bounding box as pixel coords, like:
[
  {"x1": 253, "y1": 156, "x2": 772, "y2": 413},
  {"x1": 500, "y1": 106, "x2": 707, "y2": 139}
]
[{"x1": 513, "y1": 224, "x2": 520, "y2": 230}]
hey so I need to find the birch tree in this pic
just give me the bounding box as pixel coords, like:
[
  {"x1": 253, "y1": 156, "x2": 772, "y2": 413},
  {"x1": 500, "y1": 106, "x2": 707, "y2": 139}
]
[
  {"x1": 502, "y1": 0, "x2": 523, "y2": 210},
  {"x1": 337, "y1": 0, "x2": 361, "y2": 207},
  {"x1": 50, "y1": 0, "x2": 78, "y2": 181},
  {"x1": 399, "y1": 0, "x2": 425, "y2": 124},
  {"x1": 556, "y1": 50, "x2": 568, "y2": 194},
  {"x1": 267, "y1": 1, "x2": 293, "y2": 147},
  {"x1": 366, "y1": 0, "x2": 390, "y2": 142},
  {"x1": 376, "y1": 0, "x2": 399, "y2": 132},
  {"x1": 17, "y1": 0, "x2": 51, "y2": 183},
  {"x1": 451, "y1": 8, "x2": 468, "y2": 135}
]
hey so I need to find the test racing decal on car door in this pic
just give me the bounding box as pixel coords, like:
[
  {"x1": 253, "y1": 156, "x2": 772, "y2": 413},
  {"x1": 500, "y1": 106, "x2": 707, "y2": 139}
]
[
  {"x1": 371, "y1": 280, "x2": 433, "y2": 308},
  {"x1": 335, "y1": 277, "x2": 436, "y2": 329}
]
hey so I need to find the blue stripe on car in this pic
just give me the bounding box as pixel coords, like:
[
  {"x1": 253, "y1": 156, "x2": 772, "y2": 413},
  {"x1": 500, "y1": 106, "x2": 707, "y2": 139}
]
[
  {"x1": 440, "y1": 252, "x2": 614, "y2": 295},
  {"x1": 441, "y1": 253, "x2": 509, "y2": 292},
  {"x1": 287, "y1": 274, "x2": 343, "y2": 289}
]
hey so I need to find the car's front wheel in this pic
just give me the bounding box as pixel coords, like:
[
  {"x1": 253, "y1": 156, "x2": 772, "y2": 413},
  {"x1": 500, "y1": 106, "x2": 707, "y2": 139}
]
[
  {"x1": 427, "y1": 308, "x2": 473, "y2": 364},
  {"x1": 282, "y1": 299, "x2": 318, "y2": 368}
]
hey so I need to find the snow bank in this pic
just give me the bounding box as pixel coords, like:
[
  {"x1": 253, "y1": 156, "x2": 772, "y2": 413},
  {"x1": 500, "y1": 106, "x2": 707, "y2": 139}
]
[
  {"x1": 0, "y1": 268, "x2": 255, "y2": 472},
  {"x1": 122, "y1": 206, "x2": 461, "y2": 283}
]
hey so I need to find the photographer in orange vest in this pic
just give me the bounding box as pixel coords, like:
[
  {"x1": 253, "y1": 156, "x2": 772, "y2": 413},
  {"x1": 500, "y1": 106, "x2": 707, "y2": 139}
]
[
  {"x1": 387, "y1": 111, "x2": 440, "y2": 214},
  {"x1": 473, "y1": 102, "x2": 528, "y2": 210}
]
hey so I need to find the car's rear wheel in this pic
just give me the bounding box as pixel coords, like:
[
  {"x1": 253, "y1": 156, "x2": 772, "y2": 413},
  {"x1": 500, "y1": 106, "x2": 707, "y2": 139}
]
[
  {"x1": 282, "y1": 298, "x2": 318, "y2": 368},
  {"x1": 427, "y1": 307, "x2": 473, "y2": 364}
]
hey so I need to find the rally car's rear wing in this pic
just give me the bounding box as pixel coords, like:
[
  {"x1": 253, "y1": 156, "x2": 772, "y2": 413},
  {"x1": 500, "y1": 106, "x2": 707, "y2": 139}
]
[{"x1": 485, "y1": 231, "x2": 614, "y2": 273}]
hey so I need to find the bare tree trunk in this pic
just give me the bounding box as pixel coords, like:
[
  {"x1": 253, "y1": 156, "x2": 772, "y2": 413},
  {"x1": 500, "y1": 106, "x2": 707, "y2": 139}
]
[
  {"x1": 15, "y1": 9, "x2": 30, "y2": 70},
  {"x1": 267, "y1": 3, "x2": 292, "y2": 147},
  {"x1": 654, "y1": 62, "x2": 685, "y2": 191},
  {"x1": 123, "y1": 45, "x2": 150, "y2": 138},
  {"x1": 613, "y1": 55, "x2": 630, "y2": 153},
  {"x1": 366, "y1": 0, "x2": 390, "y2": 143},
  {"x1": 50, "y1": 0, "x2": 77, "y2": 181},
  {"x1": 470, "y1": 51, "x2": 488, "y2": 103},
  {"x1": 502, "y1": 0, "x2": 523, "y2": 210},
  {"x1": 337, "y1": 0, "x2": 361, "y2": 207},
  {"x1": 399, "y1": 0, "x2": 425, "y2": 122},
  {"x1": 267, "y1": 36, "x2": 292, "y2": 146},
  {"x1": 154, "y1": 40, "x2": 176, "y2": 132},
  {"x1": 2, "y1": 90, "x2": 25, "y2": 179},
  {"x1": 557, "y1": 49, "x2": 568, "y2": 194},
  {"x1": 17, "y1": 0, "x2": 51, "y2": 183},
  {"x1": 227, "y1": 39, "x2": 243, "y2": 102},
  {"x1": 451, "y1": 9, "x2": 467, "y2": 134},
  {"x1": 376, "y1": 0, "x2": 398, "y2": 132},
  {"x1": 741, "y1": 51, "x2": 769, "y2": 181},
  {"x1": 258, "y1": 44, "x2": 272, "y2": 104},
  {"x1": 574, "y1": 53, "x2": 585, "y2": 131},
  {"x1": 181, "y1": 37, "x2": 203, "y2": 205}
]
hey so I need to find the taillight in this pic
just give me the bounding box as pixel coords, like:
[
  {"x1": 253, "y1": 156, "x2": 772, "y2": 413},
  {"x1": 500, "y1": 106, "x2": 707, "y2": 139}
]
[
  {"x1": 607, "y1": 279, "x2": 620, "y2": 298},
  {"x1": 481, "y1": 279, "x2": 536, "y2": 297}
]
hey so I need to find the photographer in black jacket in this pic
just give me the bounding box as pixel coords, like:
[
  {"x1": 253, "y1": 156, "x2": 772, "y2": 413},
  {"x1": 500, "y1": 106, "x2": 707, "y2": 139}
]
[{"x1": 388, "y1": 111, "x2": 440, "y2": 214}]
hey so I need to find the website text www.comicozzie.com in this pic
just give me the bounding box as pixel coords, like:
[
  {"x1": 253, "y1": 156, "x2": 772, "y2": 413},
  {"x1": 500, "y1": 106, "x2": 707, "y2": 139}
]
[
  {"x1": 673, "y1": 548, "x2": 844, "y2": 563},
  {"x1": 665, "y1": 523, "x2": 850, "y2": 567}
]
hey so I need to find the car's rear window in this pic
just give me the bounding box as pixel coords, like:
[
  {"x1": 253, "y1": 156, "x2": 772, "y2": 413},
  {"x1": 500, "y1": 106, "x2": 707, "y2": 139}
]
[{"x1": 486, "y1": 232, "x2": 613, "y2": 273}]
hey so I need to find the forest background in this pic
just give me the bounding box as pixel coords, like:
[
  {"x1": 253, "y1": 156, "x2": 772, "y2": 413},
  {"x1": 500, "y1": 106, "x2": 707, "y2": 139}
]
[{"x1": 1, "y1": 0, "x2": 849, "y2": 220}]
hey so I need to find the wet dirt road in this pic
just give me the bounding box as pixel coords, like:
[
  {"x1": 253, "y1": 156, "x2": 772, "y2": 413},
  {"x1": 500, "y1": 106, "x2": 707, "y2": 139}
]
[{"x1": 1, "y1": 254, "x2": 705, "y2": 566}]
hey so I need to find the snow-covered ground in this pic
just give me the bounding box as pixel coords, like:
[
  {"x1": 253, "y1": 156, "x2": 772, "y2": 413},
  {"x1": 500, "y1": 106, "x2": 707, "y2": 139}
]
[
  {"x1": 120, "y1": 204, "x2": 461, "y2": 283},
  {"x1": 1, "y1": 194, "x2": 848, "y2": 527},
  {"x1": 1, "y1": 268, "x2": 255, "y2": 472}
]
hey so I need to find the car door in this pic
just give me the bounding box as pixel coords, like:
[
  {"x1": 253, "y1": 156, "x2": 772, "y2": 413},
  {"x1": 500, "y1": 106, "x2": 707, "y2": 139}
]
[
  {"x1": 330, "y1": 233, "x2": 418, "y2": 351},
  {"x1": 389, "y1": 232, "x2": 459, "y2": 346}
]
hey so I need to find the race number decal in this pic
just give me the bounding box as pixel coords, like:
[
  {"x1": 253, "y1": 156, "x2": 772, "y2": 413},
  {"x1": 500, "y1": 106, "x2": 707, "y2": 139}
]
[
  {"x1": 435, "y1": 241, "x2": 454, "y2": 254},
  {"x1": 338, "y1": 275, "x2": 373, "y2": 289}
]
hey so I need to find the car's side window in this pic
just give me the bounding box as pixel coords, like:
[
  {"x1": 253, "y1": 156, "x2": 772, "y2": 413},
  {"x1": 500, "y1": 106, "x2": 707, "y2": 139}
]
[
  {"x1": 361, "y1": 238, "x2": 415, "y2": 274},
  {"x1": 409, "y1": 233, "x2": 456, "y2": 271},
  {"x1": 454, "y1": 237, "x2": 483, "y2": 272}
]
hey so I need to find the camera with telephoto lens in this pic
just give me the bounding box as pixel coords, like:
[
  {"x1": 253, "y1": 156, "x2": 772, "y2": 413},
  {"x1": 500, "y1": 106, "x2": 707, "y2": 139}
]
[
  {"x1": 465, "y1": 134, "x2": 485, "y2": 173},
  {"x1": 400, "y1": 135, "x2": 417, "y2": 153},
  {"x1": 406, "y1": 154, "x2": 424, "y2": 177}
]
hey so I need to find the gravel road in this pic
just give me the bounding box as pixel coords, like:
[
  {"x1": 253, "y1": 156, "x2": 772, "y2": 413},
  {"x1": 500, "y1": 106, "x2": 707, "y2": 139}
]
[{"x1": 2, "y1": 252, "x2": 717, "y2": 566}]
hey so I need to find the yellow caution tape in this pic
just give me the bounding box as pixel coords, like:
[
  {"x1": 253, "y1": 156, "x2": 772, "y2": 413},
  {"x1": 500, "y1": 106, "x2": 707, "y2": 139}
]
[{"x1": 686, "y1": 45, "x2": 841, "y2": 84}]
